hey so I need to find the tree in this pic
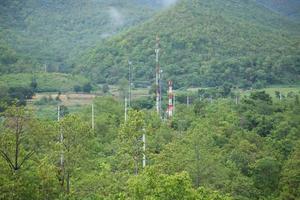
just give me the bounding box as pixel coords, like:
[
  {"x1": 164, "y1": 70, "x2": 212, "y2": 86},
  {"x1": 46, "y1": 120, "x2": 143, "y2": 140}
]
[
  {"x1": 0, "y1": 106, "x2": 35, "y2": 172},
  {"x1": 220, "y1": 83, "x2": 232, "y2": 97},
  {"x1": 118, "y1": 78, "x2": 129, "y2": 99},
  {"x1": 280, "y1": 144, "x2": 300, "y2": 200},
  {"x1": 0, "y1": 106, "x2": 54, "y2": 199},
  {"x1": 102, "y1": 83, "x2": 109, "y2": 94},
  {"x1": 58, "y1": 115, "x2": 91, "y2": 194},
  {"x1": 127, "y1": 168, "x2": 196, "y2": 199},
  {"x1": 8, "y1": 87, "x2": 34, "y2": 106},
  {"x1": 253, "y1": 157, "x2": 281, "y2": 197},
  {"x1": 127, "y1": 167, "x2": 232, "y2": 200},
  {"x1": 30, "y1": 77, "x2": 38, "y2": 92},
  {"x1": 249, "y1": 91, "x2": 272, "y2": 104},
  {"x1": 83, "y1": 83, "x2": 92, "y2": 93},
  {"x1": 118, "y1": 110, "x2": 145, "y2": 175},
  {"x1": 55, "y1": 91, "x2": 61, "y2": 101},
  {"x1": 73, "y1": 85, "x2": 81, "y2": 93},
  {"x1": 58, "y1": 105, "x2": 69, "y2": 118}
]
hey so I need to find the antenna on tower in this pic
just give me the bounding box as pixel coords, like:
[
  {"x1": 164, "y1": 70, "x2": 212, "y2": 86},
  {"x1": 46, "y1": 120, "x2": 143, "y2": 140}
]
[
  {"x1": 167, "y1": 80, "x2": 174, "y2": 118},
  {"x1": 155, "y1": 35, "x2": 162, "y2": 116},
  {"x1": 142, "y1": 129, "x2": 146, "y2": 168},
  {"x1": 173, "y1": 93, "x2": 176, "y2": 115},
  {"x1": 125, "y1": 97, "x2": 128, "y2": 122},
  {"x1": 57, "y1": 105, "x2": 64, "y2": 180},
  {"x1": 92, "y1": 103, "x2": 95, "y2": 130},
  {"x1": 128, "y1": 60, "x2": 132, "y2": 107}
]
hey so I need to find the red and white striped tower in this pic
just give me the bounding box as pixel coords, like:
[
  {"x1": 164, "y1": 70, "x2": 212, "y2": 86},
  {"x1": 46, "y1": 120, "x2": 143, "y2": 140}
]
[{"x1": 167, "y1": 80, "x2": 174, "y2": 118}]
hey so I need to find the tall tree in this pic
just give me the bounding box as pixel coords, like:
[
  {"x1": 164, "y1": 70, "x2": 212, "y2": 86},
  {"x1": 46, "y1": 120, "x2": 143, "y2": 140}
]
[
  {"x1": 118, "y1": 110, "x2": 145, "y2": 175},
  {"x1": 0, "y1": 106, "x2": 35, "y2": 172},
  {"x1": 58, "y1": 114, "x2": 91, "y2": 194}
]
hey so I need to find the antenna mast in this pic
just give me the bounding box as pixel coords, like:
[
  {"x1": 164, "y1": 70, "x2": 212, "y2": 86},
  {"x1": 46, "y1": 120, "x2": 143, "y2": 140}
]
[
  {"x1": 128, "y1": 61, "x2": 132, "y2": 107},
  {"x1": 92, "y1": 103, "x2": 95, "y2": 130},
  {"x1": 57, "y1": 105, "x2": 64, "y2": 181},
  {"x1": 155, "y1": 36, "x2": 161, "y2": 116},
  {"x1": 142, "y1": 131, "x2": 146, "y2": 168},
  {"x1": 125, "y1": 97, "x2": 128, "y2": 122}
]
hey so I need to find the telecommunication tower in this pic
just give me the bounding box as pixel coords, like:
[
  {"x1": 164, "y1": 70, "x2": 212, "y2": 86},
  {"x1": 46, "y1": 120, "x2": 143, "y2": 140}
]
[
  {"x1": 167, "y1": 80, "x2": 174, "y2": 118},
  {"x1": 155, "y1": 36, "x2": 162, "y2": 116}
]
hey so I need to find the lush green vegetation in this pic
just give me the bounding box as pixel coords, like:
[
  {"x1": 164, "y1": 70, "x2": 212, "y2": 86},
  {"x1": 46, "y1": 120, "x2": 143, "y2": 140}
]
[
  {"x1": 0, "y1": 90, "x2": 299, "y2": 199},
  {"x1": 81, "y1": 0, "x2": 300, "y2": 88}
]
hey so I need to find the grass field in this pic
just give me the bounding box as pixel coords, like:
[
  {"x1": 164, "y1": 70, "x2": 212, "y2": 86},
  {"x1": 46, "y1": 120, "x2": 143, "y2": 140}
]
[
  {"x1": 108, "y1": 85, "x2": 150, "y2": 99},
  {"x1": 0, "y1": 72, "x2": 89, "y2": 92},
  {"x1": 26, "y1": 84, "x2": 300, "y2": 120},
  {"x1": 27, "y1": 104, "x2": 89, "y2": 120},
  {"x1": 28, "y1": 92, "x2": 96, "y2": 119},
  {"x1": 242, "y1": 85, "x2": 300, "y2": 98}
]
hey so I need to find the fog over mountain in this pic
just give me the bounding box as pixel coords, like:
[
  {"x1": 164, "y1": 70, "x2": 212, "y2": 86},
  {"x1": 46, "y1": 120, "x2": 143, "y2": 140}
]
[
  {"x1": 256, "y1": 0, "x2": 300, "y2": 20},
  {"x1": 0, "y1": 0, "x2": 161, "y2": 72}
]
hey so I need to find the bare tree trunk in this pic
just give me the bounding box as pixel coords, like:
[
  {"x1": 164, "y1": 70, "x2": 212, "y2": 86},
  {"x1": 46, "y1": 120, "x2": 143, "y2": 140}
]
[
  {"x1": 15, "y1": 120, "x2": 20, "y2": 171},
  {"x1": 134, "y1": 158, "x2": 138, "y2": 176},
  {"x1": 13, "y1": 116, "x2": 26, "y2": 172}
]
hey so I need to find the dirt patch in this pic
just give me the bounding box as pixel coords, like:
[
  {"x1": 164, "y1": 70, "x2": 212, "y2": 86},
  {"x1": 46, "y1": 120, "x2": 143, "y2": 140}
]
[{"x1": 33, "y1": 93, "x2": 97, "y2": 106}]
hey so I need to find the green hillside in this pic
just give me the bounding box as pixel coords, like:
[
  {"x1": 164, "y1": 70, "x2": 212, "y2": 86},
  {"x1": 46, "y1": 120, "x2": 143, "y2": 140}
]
[
  {"x1": 81, "y1": 0, "x2": 300, "y2": 89},
  {"x1": 0, "y1": 30, "x2": 39, "y2": 74},
  {"x1": 0, "y1": 0, "x2": 160, "y2": 72}
]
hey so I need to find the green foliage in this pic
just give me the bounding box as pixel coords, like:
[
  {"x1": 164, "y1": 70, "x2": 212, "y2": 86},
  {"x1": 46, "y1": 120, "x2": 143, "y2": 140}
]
[
  {"x1": 0, "y1": 106, "x2": 59, "y2": 199},
  {"x1": 118, "y1": 110, "x2": 145, "y2": 175},
  {"x1": 58, "y1": 114, "x2": 92, "y2": 194},
  {"x1": 0, "y1": 85, "x2": 35, "y2": 111},
  {"x1": 280, "y1": 143, "x2": 300, "y2": 200},
  {"x1": 131, "y1": 97, "x2": 154, "y2": 110},
  {"x1": 82, "y1": 82, "x2": 92, "y2": 93},
  {"x1": 30, "y1": 77, "x2": 38, "y2": 92},
  {"x1": 126, "y1": 168, "x2": 231, "y2": 200},
  {"x1": 73, "y1": 85, "x2": 81, "y2": 93},
  {"x1": 102, "y1": 84, "x2": 110, "y2": 94},
  {"x1": 253, "y1": 157, "x2": 281, "y2": 196},
  {"x1": 249, "y1": 91, "x2": 272, "y2": 104}
]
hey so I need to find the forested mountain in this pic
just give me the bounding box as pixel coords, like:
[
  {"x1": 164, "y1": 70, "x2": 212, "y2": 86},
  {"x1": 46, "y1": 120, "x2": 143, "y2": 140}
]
[
  {"x1": 0, "y1": 0, "x2": 162, "y2": 72},
  {"x1": 80, "y1": 0, "x2": 300, "y2": 88},
  {"x1": 0, "y1": 30, "x2": 38, "y2": 74},
  {"x1": 257, "y1": 0, "x2": 300, "y2": 20}
]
